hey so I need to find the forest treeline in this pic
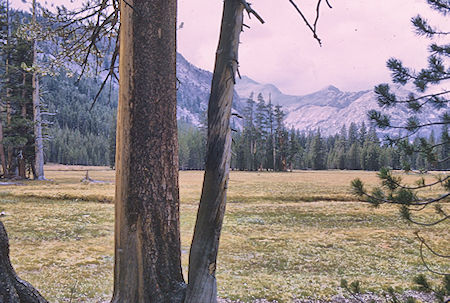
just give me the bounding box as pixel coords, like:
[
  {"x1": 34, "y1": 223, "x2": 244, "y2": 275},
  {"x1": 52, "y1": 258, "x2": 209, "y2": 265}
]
[
  {"x1": 0, "y1": 6, "x2": 116, "y2": 174},
  {"x1": 43, "y1": 73, "x2": 116, "y2": 166},
  {"x1": 12, "y1": 65, "x2": 450, "y2": 171},
  {"x1": 0, "y1": 8, "x2": 36, "y2": 177},
  {"x1": 1, "y1": 8, "x2": 448, "y2": 173},
  {"x1": 178, "y1": 93, "x2": 450, "y2": 172}
]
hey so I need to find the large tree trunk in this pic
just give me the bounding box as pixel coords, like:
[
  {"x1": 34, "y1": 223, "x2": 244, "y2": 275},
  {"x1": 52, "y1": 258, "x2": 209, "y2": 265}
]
[
  {"x1": 0, "y1": 221, "x2": 48, "y2": 303},
  {"x1": 32, "y1": 0, "x2": 44, "y2": 180},
  {"x1": 185, "y1": 1, "x2": 244, "y2": 302},
  {"x1": 111, "y1": 0, "x2": 185, "y2": 302}
]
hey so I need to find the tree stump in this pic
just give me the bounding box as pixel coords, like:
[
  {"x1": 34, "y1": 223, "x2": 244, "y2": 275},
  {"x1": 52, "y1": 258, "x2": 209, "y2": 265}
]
[{"x1": 0, "y1": 221, "x2": 48, "y2": 303}]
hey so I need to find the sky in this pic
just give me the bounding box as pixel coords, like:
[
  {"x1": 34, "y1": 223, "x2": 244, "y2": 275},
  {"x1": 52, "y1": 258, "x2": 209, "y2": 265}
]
[{"x1": 11, "y1": 0, "x2": 443, "y2": 95}]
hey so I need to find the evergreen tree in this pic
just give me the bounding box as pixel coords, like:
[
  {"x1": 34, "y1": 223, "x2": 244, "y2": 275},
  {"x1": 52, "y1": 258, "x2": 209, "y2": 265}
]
[
  {"x1": 358, "y1": 121, "x2": 367, "y2": 146},
  {"x1": 353, "y1": 0, "x2": 450, "y2": 294},
  {"x1": 0, "y1": 7, "x2": 35, "y2": 178},
  {"x1": 265, "y1": 98, "x2": 275, "y2": 170},
  {"x1": 108, "y1": 112, "x2": 116, "y2": 168},
  {"x1": 254, "y1": 93, "x2": 267, "y2": 170},
  {"x1": 242, "y1": 93, "x2": 256, "y2": 170},
  {"x1": 287, "y1": 127, "x2": 301, "y2": 170},
  {"x1": 274, "y1": 104, "x2": 287, "y2": 171},
  {"x1": 438, "y1": 125, "x2": 449, "y2": 170},
  {"x1": 348, "y1": 122, "x2": 358, "y2": 146},
  {"x1": 309, "y1": 130, "x2": 326, "y2": 170},
  {"x1": 347, "y1": 142, "x2": 361, "y2": 170}
]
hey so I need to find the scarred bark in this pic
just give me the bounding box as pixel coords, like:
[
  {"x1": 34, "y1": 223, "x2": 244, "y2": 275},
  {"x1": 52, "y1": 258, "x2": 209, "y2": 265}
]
[
  {"x1": 111, "y1": 0, "x2": 185, "y2": 302},
  {"x1": 0, "y1": 221, "x2": 48, "y2": 303},
  {"x1": 185, "y1": 1, "x2": 244, "y2": 302}
]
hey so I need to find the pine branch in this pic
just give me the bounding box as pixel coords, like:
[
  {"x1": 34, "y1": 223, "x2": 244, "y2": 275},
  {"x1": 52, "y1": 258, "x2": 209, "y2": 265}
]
[
  {"x1": 406, "y1": 213, "x2": 449, "y2": 226},
  {"x1": 416, "y1": 232, "x2": 450, "y2": 259},
  {"x1": 426, "y1": 0, "x2": 450, "y2": 15},
  {"x1": 412, "y1": 15, "x2": 450, "y2": 37},
  {"x1": 418, "y1": 240, "x2": 449, "y2": 275}
]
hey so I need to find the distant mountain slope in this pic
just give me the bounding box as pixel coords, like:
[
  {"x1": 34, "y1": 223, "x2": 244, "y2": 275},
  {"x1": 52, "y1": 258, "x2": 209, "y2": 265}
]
[
  {"x1": 284, "y1": 88, "x2": 384, "y2": 136},
  {"x1": 235, "y1": 77, "x2": 444, "y2": 137},
  {"x1": 176, "y1": 53, "x2": 242, "y2": 126},
  {"x1": 235, "y1": 76, "x2": 298, "y2": 106}
]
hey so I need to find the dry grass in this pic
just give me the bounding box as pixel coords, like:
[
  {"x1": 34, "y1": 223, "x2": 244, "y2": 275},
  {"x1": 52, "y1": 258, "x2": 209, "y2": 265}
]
[{"x1": 0, "y1": 165, "x2": 448, "y2": 302}]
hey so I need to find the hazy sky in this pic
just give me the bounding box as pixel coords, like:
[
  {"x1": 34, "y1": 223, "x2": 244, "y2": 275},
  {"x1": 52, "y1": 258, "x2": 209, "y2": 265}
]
[{"x1": 11, "y1": 0, "x2": 441, "y2": 95}]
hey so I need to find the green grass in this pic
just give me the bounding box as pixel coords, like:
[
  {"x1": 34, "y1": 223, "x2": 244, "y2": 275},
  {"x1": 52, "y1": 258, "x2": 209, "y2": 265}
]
[{"x1": 0, "y1": 165, "x2": 448, "y2": 302}]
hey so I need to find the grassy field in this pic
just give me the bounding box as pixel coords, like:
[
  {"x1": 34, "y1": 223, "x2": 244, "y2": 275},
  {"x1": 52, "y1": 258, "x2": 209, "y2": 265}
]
[{"x1": 0, "y1": 165, "x2": 448, "y2": 302}]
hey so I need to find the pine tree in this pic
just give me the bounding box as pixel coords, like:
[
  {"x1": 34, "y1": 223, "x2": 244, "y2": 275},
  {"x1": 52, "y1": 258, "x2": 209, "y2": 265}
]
[
  {"x1": 0, "y1": 7, "x2": 35, "y2": 178},
  {"x1": 358, "y1": 121, "x2": 367, "y2": 146},
  {"x1": 347, "y1": 142, "x2": 361, "y2": 170},
  {"x1": 254, "y1": 93, "x2": 267, "y2": 170},
  {"x1": 266, "y1": 97, "x2": 275, "y2": 170},
  {"x1": 243, "y1": 93, "x2": 256, "y2": 170},
  {"x1": 438, "y1": 125, "x2": 449, "y2": 169},
  {"x1": 348, "y1": 122, "x2": 358, "y2": 146},
  {"x1": 274, "y1": 104, "x2": 286, "y2": 171},
  {"x1": 309, "y1": 130, "x2": 326, "y2": 170},
  {"x1": 108, "y1": 112, "x2": 116, "y2": 169},
  {"x1": 352, "y1": 0, "x2": 450, "y2": 294},
  {"x1": 287, "y1": 127, "x2": 301, "y2": 170}
]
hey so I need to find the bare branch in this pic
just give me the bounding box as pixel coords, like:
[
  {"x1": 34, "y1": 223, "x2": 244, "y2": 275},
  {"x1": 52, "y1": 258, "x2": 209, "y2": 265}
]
[
  {"x1": 288, "y1": 0, "x2": 332, "y2": 46},
  {"x1": 416, "y1": 232, "x2": 450, "y2": 259},
  {"x1": 406, "y1": 213, "x2": 449, "y2": 226},
  {"x1": 418, "y1": 240, "x2": 449, "y2": 275},
  {"x1": 240, "y1": 0, "x2": 265, "y2": 24}
]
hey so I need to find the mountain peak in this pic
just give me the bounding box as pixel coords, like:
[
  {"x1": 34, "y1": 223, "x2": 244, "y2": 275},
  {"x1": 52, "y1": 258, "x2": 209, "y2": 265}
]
[{"x1": 323, "y1": 85, "x2": 340, "y2": 92}]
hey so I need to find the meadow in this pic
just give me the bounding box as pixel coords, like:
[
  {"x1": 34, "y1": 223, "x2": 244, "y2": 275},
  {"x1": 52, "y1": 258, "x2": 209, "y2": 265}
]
[{"x1": 0, "y1": 165, "x2": 448, "y2": 302}]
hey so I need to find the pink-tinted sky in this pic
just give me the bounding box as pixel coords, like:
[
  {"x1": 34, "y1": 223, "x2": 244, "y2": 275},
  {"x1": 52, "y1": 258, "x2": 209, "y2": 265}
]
[{"x1": 12, "y1": 0, "x2": 442, "y2": 95}]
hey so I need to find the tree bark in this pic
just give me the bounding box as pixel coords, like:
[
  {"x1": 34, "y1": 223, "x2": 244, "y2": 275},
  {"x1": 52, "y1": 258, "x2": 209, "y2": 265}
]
[
  {"x1": 6, "y1": 96, "x2": 12, "y2": 176},
  {"x1": 32, "y1": 0, "x2": 44, "y2": 180},
  {"x1": 0, "y1": 115, "x2": 7, "y2": 177},
  {"x1": 111, "y1": 0, "x2": 185, "y2": 302},
  {"x1": 185, "y1": 1, "x2": 244, "y2": 302},
  {"x1": 2, "y1": 0, "x2": 11, "y2": 178},
  {"x1": 18, "y1": 73, "x2": 27, "y2": 179},
  {"x1": 0, "y1": 221, "x2": 48, "y2": 303}
]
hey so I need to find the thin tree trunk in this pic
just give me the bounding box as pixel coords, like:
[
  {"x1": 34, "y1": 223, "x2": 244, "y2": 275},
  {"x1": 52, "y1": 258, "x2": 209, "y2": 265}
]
[
  {"x1": 0, "y1": 222, "x2": 48, "y2": 302},
  {"x1": 18, "y1": 73, "x2": 27, "y2": 179},
  {"x1": 111, "y1": 0, "x2": 185, "y2": 302},
  {"x1": 0, "y1": 0, "x2": 9, "y2": 178},
  {"x1": 185, "y1": 1, "x2": 244, "y2": 301},
  {"x1": 30, "y1": 161, "x2": 37, "y2": 180},
  {"x1": 0, "y1": 118, "x2": 7, "y2": 177},
  {"x1": 270, "y1": 97, "x2": 276, "y2": 171},
  {"x1": 32, "y1": 0, "x2": 44, "y2": 180},
  {"x1": 6, "y1": 96, "x2": 12, "y2": 176}
]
